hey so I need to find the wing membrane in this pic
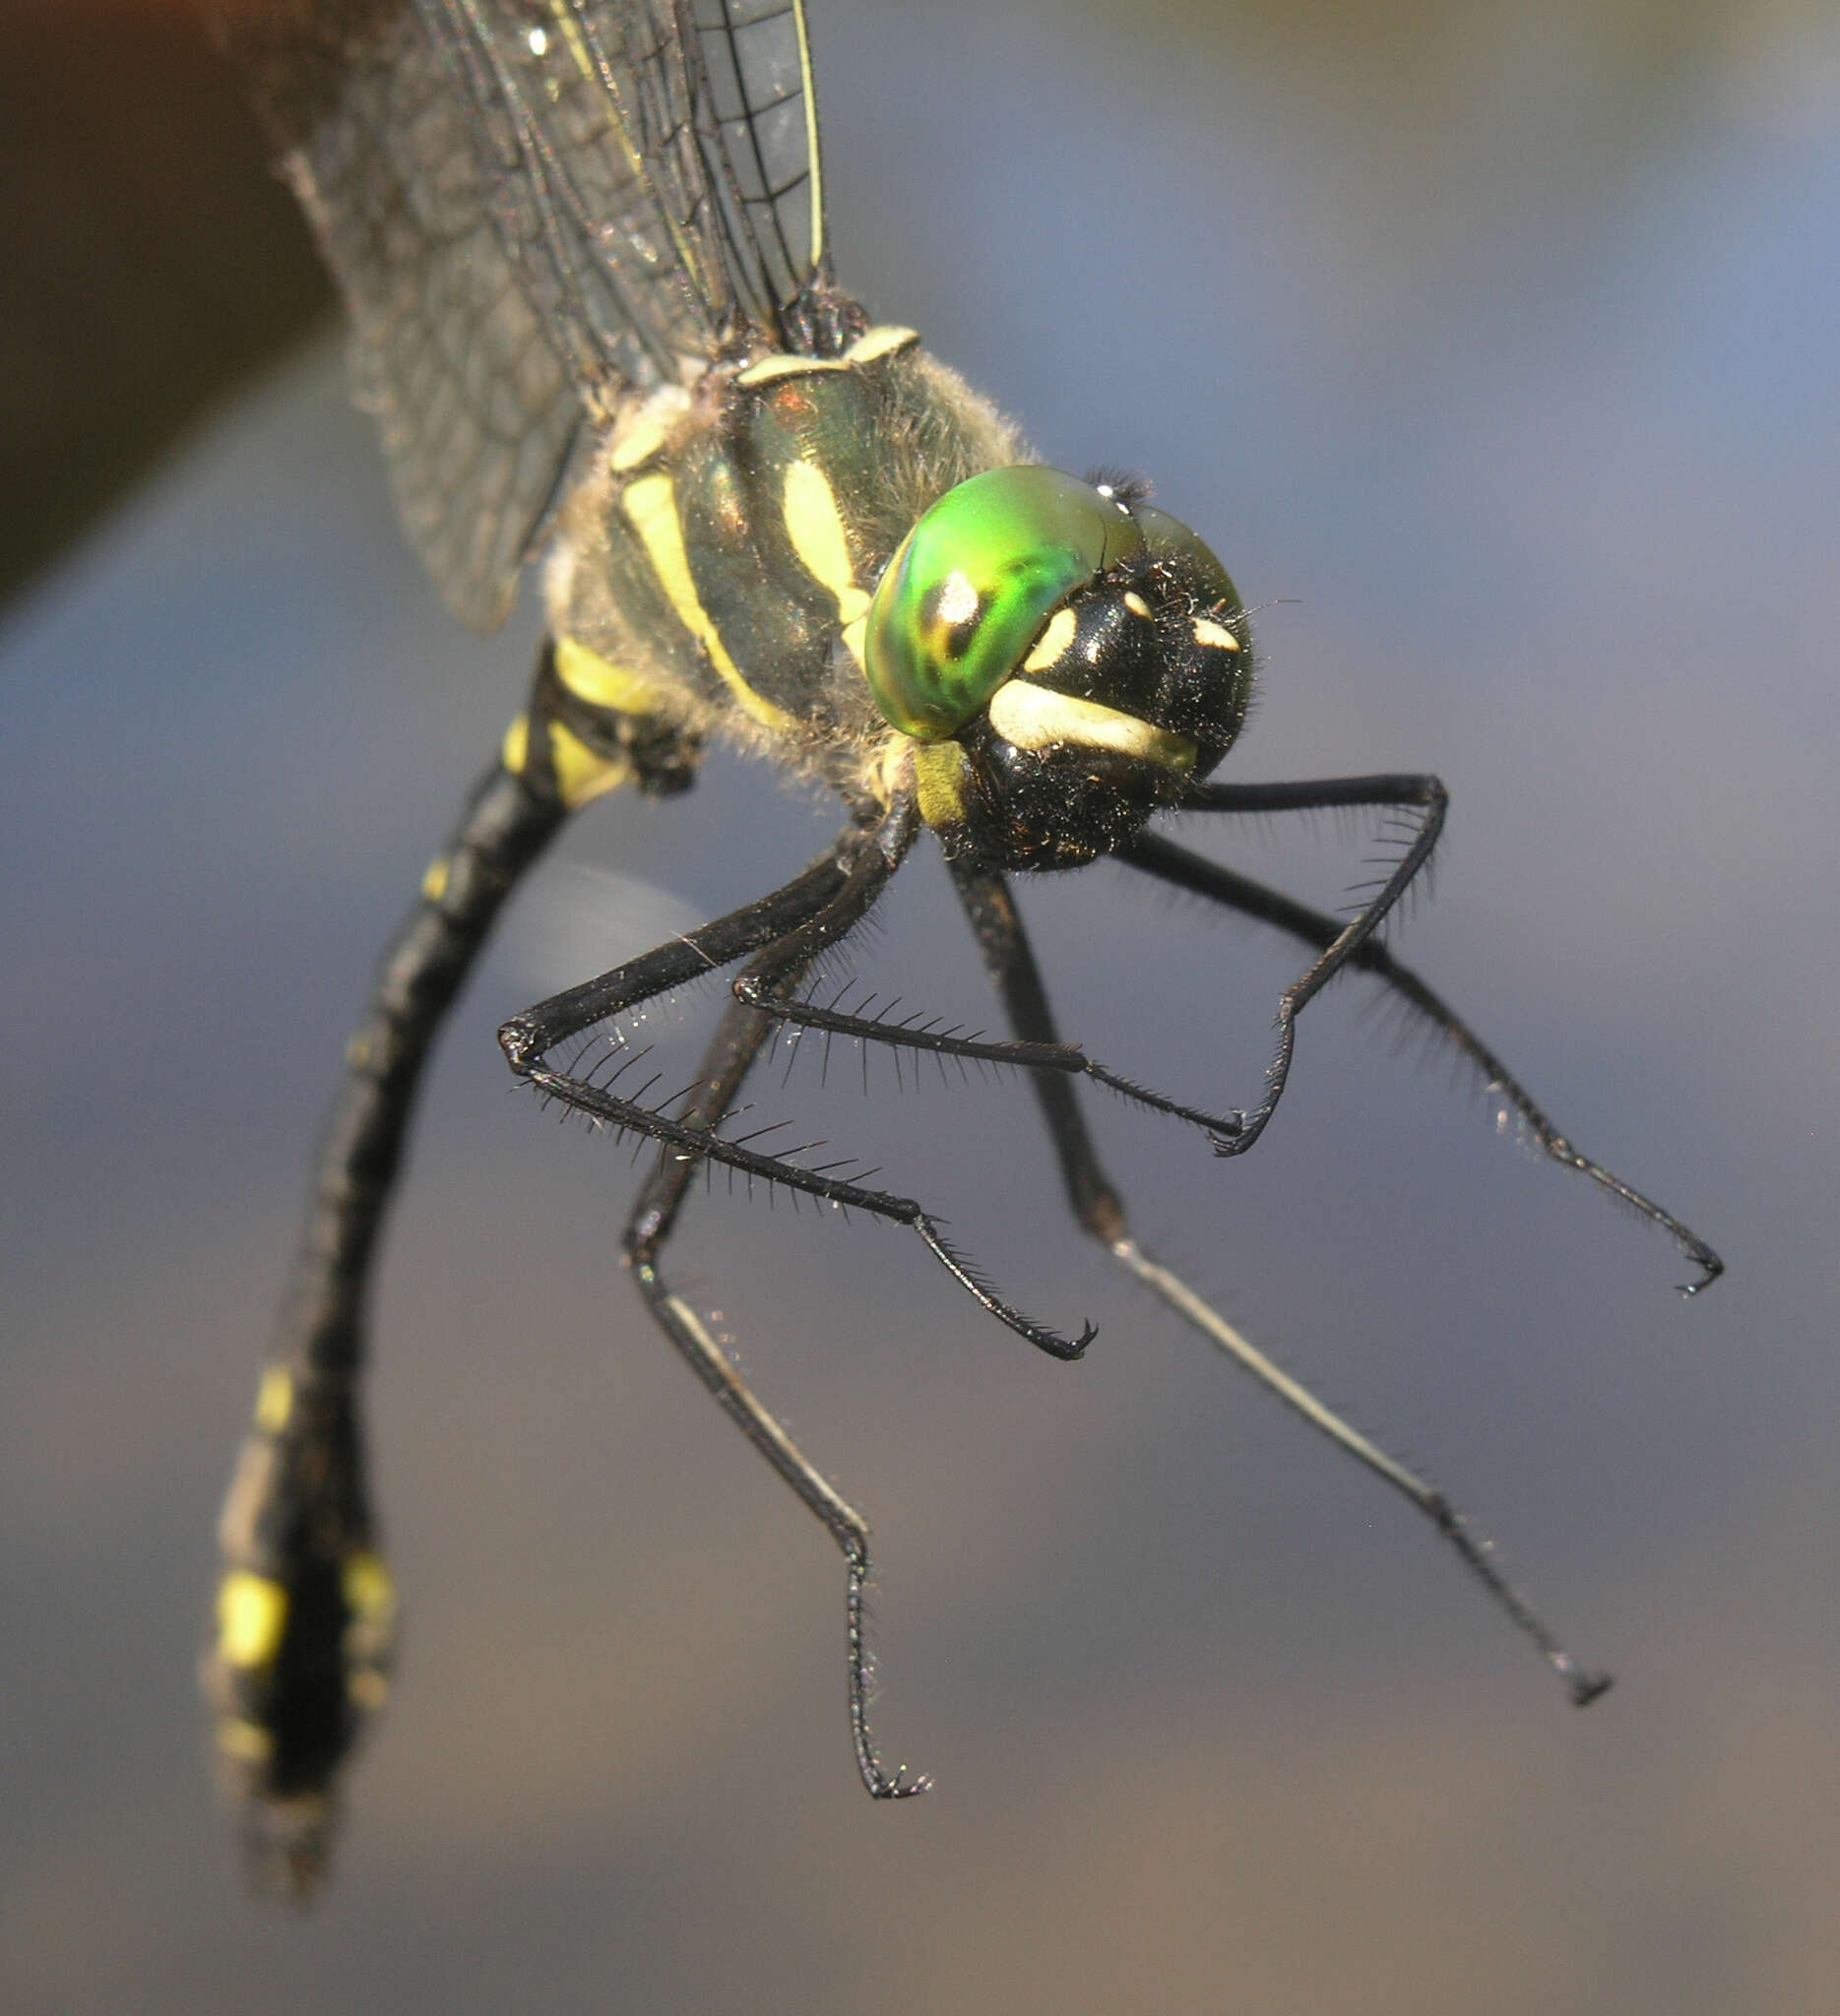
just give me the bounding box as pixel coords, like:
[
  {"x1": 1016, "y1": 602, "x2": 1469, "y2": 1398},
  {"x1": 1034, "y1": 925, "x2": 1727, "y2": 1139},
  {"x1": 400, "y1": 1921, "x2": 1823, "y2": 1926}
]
[{"x1": 226, "y1": 0, "x2": 829, "y2": 629}]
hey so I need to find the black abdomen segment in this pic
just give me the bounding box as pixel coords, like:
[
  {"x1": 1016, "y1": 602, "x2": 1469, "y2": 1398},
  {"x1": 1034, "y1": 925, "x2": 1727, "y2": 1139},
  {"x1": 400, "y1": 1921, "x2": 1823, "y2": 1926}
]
[{"x1": 207, "y1": 640, "x2": 696, "y2": 1896}]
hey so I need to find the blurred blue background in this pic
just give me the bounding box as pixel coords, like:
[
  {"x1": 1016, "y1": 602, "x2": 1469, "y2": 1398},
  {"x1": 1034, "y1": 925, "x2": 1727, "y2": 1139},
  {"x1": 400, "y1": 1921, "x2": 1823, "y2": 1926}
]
[{"x1": 4, "y1": 1, "x2": 1839, "y2": 2008}]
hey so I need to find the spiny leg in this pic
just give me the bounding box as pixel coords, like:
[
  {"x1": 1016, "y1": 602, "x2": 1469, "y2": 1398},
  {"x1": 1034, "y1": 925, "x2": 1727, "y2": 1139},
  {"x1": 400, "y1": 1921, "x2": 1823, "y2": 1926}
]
[
  {"x1": 945, "y1": 852, "x2": 1613, "y2": 1707},
  {"x1": 207, "y1": 639, "x2": 687, "y2": 1897},
  {"x1": 623, "y1": 985, "x2": 928, "y2": 1799},
  {"x1": 498, "y1": 798, "x2": 1092, "y2": 1361},
  {"x1": 1171, "y1": 773, "x2": 1448, "y2": 1156},
  {"x1": 717, "y1": 776, "x2": 1445, "y2": 1153},
  {"x1": 1117, "y1": 828, "x2": 1723, "y2": 1295}
]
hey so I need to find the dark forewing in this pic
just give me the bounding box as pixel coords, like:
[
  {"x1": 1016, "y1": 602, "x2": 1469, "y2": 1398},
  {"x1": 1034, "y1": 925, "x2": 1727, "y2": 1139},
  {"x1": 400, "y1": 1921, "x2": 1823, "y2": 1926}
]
[{"x1": 227, "y1": 0, "x2": 827, "y2": 629}]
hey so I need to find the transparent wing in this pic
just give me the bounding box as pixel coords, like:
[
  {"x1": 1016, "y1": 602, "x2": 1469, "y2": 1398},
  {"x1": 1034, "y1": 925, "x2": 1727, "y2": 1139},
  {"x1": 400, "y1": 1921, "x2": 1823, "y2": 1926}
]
[{"x1": 226, "y1": 0, "x2": 828, "y2": 630}]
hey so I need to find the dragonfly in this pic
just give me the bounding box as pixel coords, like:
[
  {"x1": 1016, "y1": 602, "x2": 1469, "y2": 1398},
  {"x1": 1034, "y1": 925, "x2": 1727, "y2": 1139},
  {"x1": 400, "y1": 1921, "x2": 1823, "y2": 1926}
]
[{"x1": 206, "y1": 0, "x2": 1723, "y2": 1899}]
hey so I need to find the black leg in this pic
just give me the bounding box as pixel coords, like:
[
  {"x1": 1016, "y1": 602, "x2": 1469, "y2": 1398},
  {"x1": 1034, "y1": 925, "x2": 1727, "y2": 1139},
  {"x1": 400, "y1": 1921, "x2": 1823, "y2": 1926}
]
[
  {"x1": 945, "y1": 852, "x2": 1615, "y2": 1708},
  {"x1": 498, "y1": 797, "x2": 1092, "y2": 1361},
  {"x1": 1170, "y1": 773, "x2": 1448, "y2": 1158},
  {"x1": 711, "y1": 776, "x2": 1443, "y2": 1154},
  {"x1": 622, "y1": 987, "x2": 927, "y2": 1799},
  {"x1": 207, "y1": 637, "x2": 683, "y2": 1898},
  {"x1": 1118, "y1": 827, "x2": 1723, "y2": 1295}
]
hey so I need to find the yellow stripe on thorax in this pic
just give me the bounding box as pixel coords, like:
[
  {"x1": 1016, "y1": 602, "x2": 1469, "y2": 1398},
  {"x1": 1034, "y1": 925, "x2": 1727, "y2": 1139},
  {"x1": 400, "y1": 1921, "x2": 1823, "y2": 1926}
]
[
  {"x1": 845, "y1": 325, "x2": 920, "y2": 363},
  {"x1": 782, "y1": 460, "x2": 871, "y2": 657},
  {"x1": 733, "y1": 327, "x2": 920, "y2": 387},
  {"x1": 734, "y1": 352, "x2": 851, "y2": 388},
  {"x1": 621, "y1": 473, "x2": 796, "y2": 734}
]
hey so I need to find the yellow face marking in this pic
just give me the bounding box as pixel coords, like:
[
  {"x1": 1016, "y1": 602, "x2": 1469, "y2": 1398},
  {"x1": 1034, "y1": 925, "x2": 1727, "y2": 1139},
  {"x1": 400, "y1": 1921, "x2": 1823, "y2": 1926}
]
[
  {"x1": 253, "y1": 1365, "x2": 293, "y2": 1436},
  {"x1": 844, "y1": 325, "x2": 920, "y2": 364},
  {"x1": 987, "y1": 680, "x2": 1198, "y2": 773},
  {"x1": 841, "y1": 612, "x2": 868, "y2": 669},
  {"x1": 553, "y1": 635, "x2": 662, "y2": 715},
  {"x1": 345, "y1": 1033, "x2": 373, "y2": 1071},
  {"x1": 216, "y1": 1719, "x2": 276, "y2": 1762},
  {"x1": 547, "y1": 721, "x2": 630, "y2": 809},
  {"x1": 342, "y1": 1550, "x2": 398, "y2": 1627},
  {"x1": 782, "y1": 460, "x2": 870, "y2": 628},
  {"x1": 1192, "y1": 616, "x2": 1241, "y2": 652},
  {"x1": 622, "y1": 473, "x2": 797, "y2": 733},
  {"x1": 420, "y1": 855, "x2": 450, "y2": 905},
  {"x1": 913, "y1": 740, "x2": 972, "y2": 828},
  {"x1": 218, "y1": 1572, "x2": 288, "y2": 1670},
  {"x1": 501, "y1": 714, "x2": 531, "y2": 775},
  {"x1": 1023, "y1": 606, "x2": 1078, "y2": 674},
  {"x1": 1122, "y1": 591, "x2": 1152, "y2": 619},
  {"x1": 733, "y1": 352, "x2": 852, "y2": 387}
]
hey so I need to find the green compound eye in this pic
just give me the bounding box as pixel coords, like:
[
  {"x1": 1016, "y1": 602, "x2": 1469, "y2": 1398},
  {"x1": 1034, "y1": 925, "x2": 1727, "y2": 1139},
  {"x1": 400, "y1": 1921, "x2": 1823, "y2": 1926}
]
[
  {"x1": 863, "y1": 467, "x2": 1144, "y2": 739},
  {"x1": 1129, "y1": 500, "x2": 1239, "y2": 610}
]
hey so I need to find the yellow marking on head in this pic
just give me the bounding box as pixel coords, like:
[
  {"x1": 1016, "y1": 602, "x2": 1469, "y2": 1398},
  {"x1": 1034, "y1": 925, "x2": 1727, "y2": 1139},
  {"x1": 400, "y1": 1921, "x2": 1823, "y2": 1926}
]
[
  {"x1": 253, "y1": 1365, "x2": 293, "y2": 1435},
  {"x1": 988, "y1": 680, "x2": 1198, "y2": 773},
  {"x1": 342, "y1": 1550, "x2": 398, "y2": 1627},
  {"x1": 1192, "y1": 617, "x2": 1241, "y2": 652},
  {"x1": 841, "y1": 612, "x2": 868, "y2": 669},
  {"x1": 1122, "y1": 591, "x2": 1152, "y2": 619},
  {"x1": 546, "y1": 722, "x2": 630, "y2": 809},
  {"x1": 501, "y1": 714, "x2": 531, "y2": 774},
  {"x1": 553, "y1": 635, "x2": 662, "y2": 715},
  {"x1": 734, "y1": 352, "x2": 851, "y2": 387},
  {"x1": 913, "y1": 740, "x2": 972, "y2": 828},
  {"x1": 783, "y1": 461, "x2": 870, "y2": 628},
  {"x1": 216, "y1": 1719, "x2": 275, "y2": 1762},
  {"x1": 844, "y1": 325, "x2": 920, "y2": 364},
  {"x1": 345, "y1": 1033, "x2": 373, "y2": 1072},
  {"x1": 218, "y1": 1572, "x2": 288, "y2": 1670},
  {"x1": 622, "y1": 474, "x2": 797, "y2": 733},
  {"x1": 1023, "y1": 606, "x2": 1078, "y2": 674},
  {"x1": 420, "y1": 855, "x2": 450, "y2": 905}
]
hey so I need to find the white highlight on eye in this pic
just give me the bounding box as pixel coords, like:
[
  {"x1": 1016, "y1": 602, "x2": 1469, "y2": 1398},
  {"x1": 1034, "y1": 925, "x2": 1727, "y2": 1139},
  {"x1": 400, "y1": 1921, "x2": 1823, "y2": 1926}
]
[
  {"x1": 528, "y1": 26, "x2": 548, "y2": 55},
  {"x1": 936, "y1": 570, "x2": 981, "y2": 627}
]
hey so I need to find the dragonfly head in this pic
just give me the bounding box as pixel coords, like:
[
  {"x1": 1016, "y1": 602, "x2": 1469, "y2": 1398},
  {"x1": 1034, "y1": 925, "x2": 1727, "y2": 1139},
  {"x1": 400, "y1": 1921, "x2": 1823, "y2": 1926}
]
[{"x1": 864, "y1": 468, "x2": 1253, "y2": 869}]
